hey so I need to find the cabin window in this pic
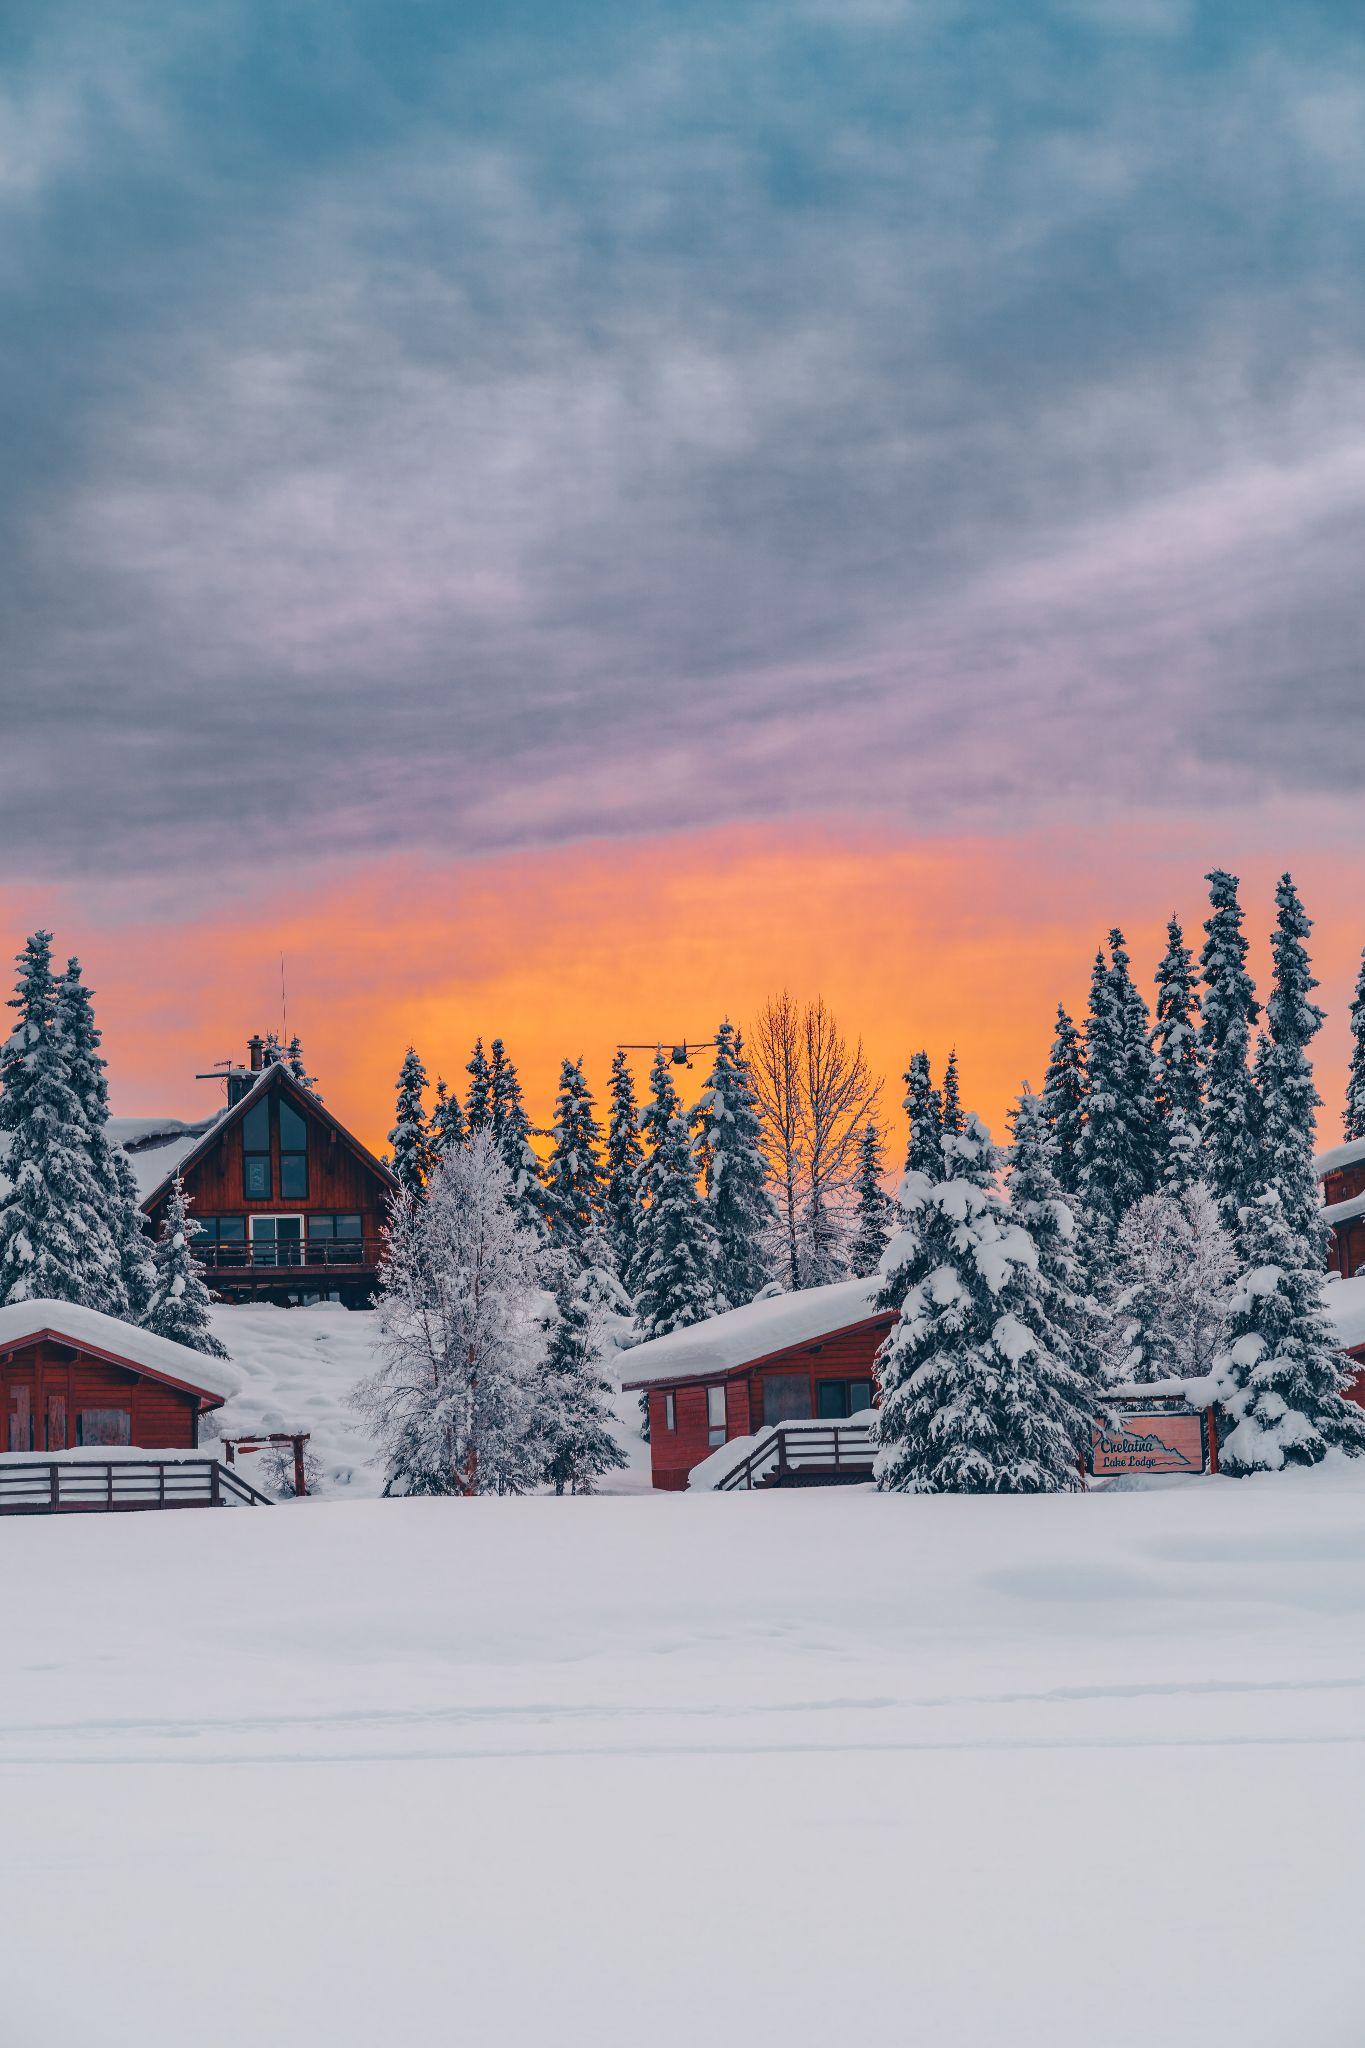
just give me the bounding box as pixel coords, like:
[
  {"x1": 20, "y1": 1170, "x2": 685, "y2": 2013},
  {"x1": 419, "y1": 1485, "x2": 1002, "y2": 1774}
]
[
  {"x1": 817, "y1": 1379, "x2": 877, "y2": 1420},
  {"x1": 307, "y1": 1215, "x2": 364, "y2": 1262},
  {"x1": 76, "y1": 1408, "x2": 132, "y2": 1447},
  {"x1": 762, "y1": 1373, "x2": 812, "y2": 1426},
  {"x1": 663, "y1": 1392, "x2": 676, "y2": 1432},
  {"x1": 279, "y1": 1099, "x2": 309, "y2": 1200},
  {"x1": 706, "y1": 1385, "x2": 726, "y2": 1447},
  {"x1": 242, "y1": 1097, "x2": 271, "y2": 1200}
]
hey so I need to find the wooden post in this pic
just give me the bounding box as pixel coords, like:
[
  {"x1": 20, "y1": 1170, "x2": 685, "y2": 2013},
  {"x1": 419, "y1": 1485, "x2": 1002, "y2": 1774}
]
[
  {"x1": 1206, "y1": 1407, "x2": 1220, "y2": 1476},
  {"x1": 105, "y1": 1462, "x2": 113, "y2": 1509},
  {"x1": 210, "y1": 1460, "x2": 222, "y2": 1507},
  {"x1": 49, "y1": 1462, "x2": 59, "y2": 1509},
  {"x1": 293, "y1": 1434, "x2": 307, "y2": 1497}
]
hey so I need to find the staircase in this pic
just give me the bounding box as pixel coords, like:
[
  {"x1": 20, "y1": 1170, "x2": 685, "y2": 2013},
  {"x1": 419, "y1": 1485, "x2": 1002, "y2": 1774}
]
[{"x1": 710, "y1": 1418, "x2": 875, "y2": 1492}]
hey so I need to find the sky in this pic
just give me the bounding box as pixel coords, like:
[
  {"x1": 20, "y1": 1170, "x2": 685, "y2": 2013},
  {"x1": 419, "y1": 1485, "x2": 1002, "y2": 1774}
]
[{"x1": 2, "y1": 0, "x2": 1363, "y2": 1147}]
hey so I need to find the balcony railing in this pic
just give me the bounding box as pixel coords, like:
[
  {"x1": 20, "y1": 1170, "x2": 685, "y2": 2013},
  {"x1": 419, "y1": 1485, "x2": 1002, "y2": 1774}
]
[{"x1": 200, "y1": 1238, "x2": 384, "y2": 1274}]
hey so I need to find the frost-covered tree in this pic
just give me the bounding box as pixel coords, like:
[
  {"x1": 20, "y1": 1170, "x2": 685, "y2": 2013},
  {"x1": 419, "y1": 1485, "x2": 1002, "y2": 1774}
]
[
  {"x1": 488, "y1": 1039, "x2": 545, "y2": 1225},
  {"x1": 604, "y1": 1047, "x2": 646, "y2": 1286},
  {"x1": 1077, "y1": 933, "x2": 1158, "y2": 1241},
  {"x1": 1041, "y1": 1005, "x2": 1085, "y2": 1197},
  {"x1": 359, "y1": 1132, "x2": 547, "y2": 1496},
  {"x1": 112, "y1": 1147, "x2": 157, "y2": 1321},
  {"x1": 1105, "y1": 1185, "x2": 1236, "y2": 1385},
  {"x1": 1345, "y1": 948, "x2": 1365, "y2": 1142},
  {"x1": 539, "y1": 1269, "x2": 627, "y2": 1495},
  {"x1": 695, "y1": 1022, "x2": 773, "y2": 1310},
  {"x1": 0, "y1": 932, "x2": 111, "y2": 1307},
  {"x1": 465, "y1": 1038, "x2": 492, "y2": 1134},
  {"x1": 284, "y1": 1035, "x2": 317, "y2": 1093},
  {"x1": 848, "y1": 1123, "x2": 893, "y2": 1278},
  {"x1": 903, "y1": 1050, "x2": 944, "y2": 1179},
  {"x1": 1008, "y1": 1085, "x2": 1098, "y2": 1391},
  {"x1": 941, "y1": 1048, "x2": 963, "y2": 1138},
  {"x1": 1258, "y1": 873, "x2": 1325, "y2": 1245},
  {"x1": 53, "y1": 957, "x2": 132, "y2": 1315},
  {"x1": 543, "y1": 1057, "x2": 606, "y2": 1271},
  {"x1": 430, "y1": 1077, "x2": 467, "y2": 1161},
  {"x1": 143, "y1": 1175, "x2": 229, "y2": 1358},
  {"x1": 873, "y1": 1115, "x2": 1094, "y2": 1494},
  {"x1": 1151, "y1": 917, "x2": 1203, "y2": 1192},
  {"x1": 389, "y1": 1046, "x2": 432, "y2": 1199},
  {"x1": 1199, "y1": 870, "x2": 1262, "y2": 1230},
  {"x1": 634, "y1": 1048, "x2": 719, "y2": 1340},
  {"x1": 1215, "y1": 1187, "x2": 1365, "y2": 1474}
]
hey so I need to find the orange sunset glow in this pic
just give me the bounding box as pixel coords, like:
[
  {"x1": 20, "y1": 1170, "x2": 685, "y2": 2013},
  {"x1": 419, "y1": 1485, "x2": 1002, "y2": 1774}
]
[{"x1": 11, "y1": 812, "x2": 1360, "y2": 1155}]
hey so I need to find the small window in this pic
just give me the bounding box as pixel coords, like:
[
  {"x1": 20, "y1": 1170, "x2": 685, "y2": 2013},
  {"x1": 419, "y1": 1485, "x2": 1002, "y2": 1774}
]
[
  {"x1": 77, "y1": 1408, "x2": 131, "y2": 1447},
  {"x1": 336, "y1": 1214, "x2": 362, "y2": 1240},
  {"x1": 706, "y1": 1385, "x2": 726, "y2": 1448},
  {"x1": 847, "y1": 1381, "x2": 875, "y2": 1416},
  {"x1": 217, "y1": 1216, "x2": 246, "y2": 1242},
  {"x1": 664, "y1": 1392, "x2": 676, "y2": 1432},
  {"x1": 307, "y1": 1214, "x2": 336, "y2": 1240},
  {"x1": 817, "y1": 1379, "x2": 848, "y2": 1420}
]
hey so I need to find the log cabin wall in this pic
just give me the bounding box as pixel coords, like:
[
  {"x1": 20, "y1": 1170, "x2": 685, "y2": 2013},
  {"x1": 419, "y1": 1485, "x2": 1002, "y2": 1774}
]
[
  {"x1": 1, "y1": 1338, "x2": 200, "y2": 1453},
  {"x1": 144, "y1": 1084, "x2": 388, "y2": 1240}
]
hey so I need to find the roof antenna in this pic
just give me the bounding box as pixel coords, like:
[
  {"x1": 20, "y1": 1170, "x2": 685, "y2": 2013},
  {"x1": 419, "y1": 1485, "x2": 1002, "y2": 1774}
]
[{"x1": 280, "y1": 952, "x2": 288, "y2": 1038}]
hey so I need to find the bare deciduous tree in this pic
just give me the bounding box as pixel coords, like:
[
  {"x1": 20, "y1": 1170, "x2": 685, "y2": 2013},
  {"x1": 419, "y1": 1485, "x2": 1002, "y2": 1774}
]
[{"x1": 749, "y1": 992, "x2": 882, "y2": 1289}]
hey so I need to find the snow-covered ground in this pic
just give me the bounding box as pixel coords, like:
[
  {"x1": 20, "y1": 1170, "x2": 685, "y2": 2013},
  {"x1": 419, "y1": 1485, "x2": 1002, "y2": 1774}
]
[{"x1": 3, "y1": 1470, "x2": 1365, "y2": 2044}]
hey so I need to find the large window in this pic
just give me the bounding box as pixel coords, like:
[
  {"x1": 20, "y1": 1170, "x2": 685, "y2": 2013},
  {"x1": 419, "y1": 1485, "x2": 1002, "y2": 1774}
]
[
  {"x1": 762, "y1": 1373, "x2": 812, "y2": 1426},
  {"x1": 279, "y1": 1099, "x2": 309, "y2": 1199},
  {"x1": 817, "y1": 1379, "x2": 876, "y2": 1420},
  {"x1": 307, "y1": 1215, "x2": 363, "y2": 1262},
  {"x1": 706, "y1": 1385, "x2": 727, "y2": 1448},
  {"x1": 76, "y1": 1408, "x2": 131, "y2": 1447},
  {"x1": 242, "y1": 1097, "x2": 271, "y2": 1200}
]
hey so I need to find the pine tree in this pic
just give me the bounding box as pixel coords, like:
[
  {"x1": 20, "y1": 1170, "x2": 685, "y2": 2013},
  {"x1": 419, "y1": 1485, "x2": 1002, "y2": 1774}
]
[
  {"x1": 389, "y1": 1047, "x2": 432, "y2": 1199},
  {"x1": 488, "y1": 1039, "x2": 545, "y2": 1225},
  {"x1": 543, "y1": 1057, "x2": 606, "y2": 1270},
  {"x1": 1345, "y1": 948, "x2": 1365, "y2": 1142},
  {"x1": 1008, "y1": 1086, "x2": 1098, "y2": 1392},
  {"x1": 695, "y1": 1022, "x2": 773, "y2": 1310},
  {"x1": 465, "y1": 1038, "x2": 492, "y2": 1134},
  {"x1": 634, "y1": 1049, "x2": 719, "y2": 1340},
  {"x1": 903, "y1": 1051, "x2": 943, "y2": 1178},
  {"x1": 1199, "y1": 870, "x2": 1262, "y2": 1230},
  {"x1": 430, "y1": 1077, "x2": 467, "y2": 1161},
  {"x1": 539, "y1": 1271, "x2": 628, "y2": 1495},
  {"x1": 1216, "y1": 1187, "x2": 1365, "y2": 1473},
  {"x1": 848, "y1": 1124, "x2": 893, "y2": 1278},
  {"x1": 1076, "y1": 932, "x2": 1158, "y2": 1240},
  {"x1": 1041, "y1": 1004, "x2": 1085, "y2": 1197},
  {"x1": 53, "y1": 957, "x2": 130, "y2": 1315},
  {"x1": 285, "y1": 1035, "x2": 317, "y2": 1093},
  {"x1": 1259, "y1": 873, "x2": 1326, "y2": 1245},
  {"x1": 1151, "y1": 917, "x2": 1203, "y2": 1192},
  {"x1": 941, "y1": 1049, "x2": 963, "y2": 1137},
  {"x1": 604, "y1": 1048, "x2": 646, "y2": 1286},
  {"x1": 0, "y1": 932, "x2": 110, "y2": 1307},
  {"x1": 143, "y1": 1175, "x2": 229, "y2": 1358},
  {"x1": 113, "y1": 1147, "x2": 157, "y2": 1320},
  {"x1": 874, "y1": 1115, "x2": 1094, "y2": 1493}
]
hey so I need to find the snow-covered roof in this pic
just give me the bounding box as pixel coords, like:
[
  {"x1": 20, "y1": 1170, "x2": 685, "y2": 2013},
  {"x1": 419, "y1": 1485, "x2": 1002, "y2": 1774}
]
[
  {"x1": 108, "y1": 1113, "x2": 224, "y2": 1201},
  {"x1": 0, "y1": 1298, "x2": 241, "y2": 1405},
  {"x1": 620, "y1": 1276, "x2": 887, "y2": 1389},
  {"x1": 1323, "y1": 1191, "x2": 1365, "y2": 1229},
  {"x1": 1325, "y1": 1275, "x2": 1365, "y2": 1356},
  {"x1": 1316, "y1": 1135, "x2": 1365, "y2": 1179}
]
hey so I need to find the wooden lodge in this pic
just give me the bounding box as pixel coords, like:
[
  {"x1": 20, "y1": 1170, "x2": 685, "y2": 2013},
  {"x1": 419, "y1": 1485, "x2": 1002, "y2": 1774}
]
[
  {"x1": 0, "y1": 1299, "x2": 236, "y2": 1455},
  {"x1": 621, "y1": 1278, "x2": 893, "y2": 1491},
  {"x1": 1318, "y1": 1136, "x2": 1365, "y2": 1281},
  {"x1": 123, "y1": 1039, "x2": 398, "y2": 1308}
]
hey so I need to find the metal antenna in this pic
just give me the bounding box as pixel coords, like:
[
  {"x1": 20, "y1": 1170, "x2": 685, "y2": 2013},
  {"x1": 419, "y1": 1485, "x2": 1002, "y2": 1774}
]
[{"x1": 280, "y1": 953, "x2": 288, "y2": 1036}]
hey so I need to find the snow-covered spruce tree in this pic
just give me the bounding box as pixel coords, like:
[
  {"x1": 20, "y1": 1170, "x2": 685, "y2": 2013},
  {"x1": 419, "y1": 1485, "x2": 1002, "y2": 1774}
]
[
  {"x1": 604, "y1": 1047, "x2": 646, "y2": 1286},
  {"x1": 1106, "y1": 1185, "x2": 1235, "y2": 1385},
  {"x1": 1259, "y1": 873, "x2": 1326, "y2": 1245},
  {"x1": 1076, "y1": 933, "x2": 1158, "y2": 1242},
  {"x1": 1041, "y1": 1004, "x2": 1085, "y2": 1197},
  {"x1": 634, "y1": 1048, "x2": 720, "y2": 1341},
  {"x1": 695, "y1": 1022, "x2": 774, "y2": 1310},
  {"x1": 285, "y1": 1035, "x2": 317, "y2": 1092},
  {"x1": 430, "y1": 1077, "x2": 467, "y2": 1161},
  {"x1": 1199, "y1": 870, "x2": 1262, "y2": 1230},
  {"x1": 0, "y1": 932, "x2": 111, "y2": 1307},
  {"x1": 1151, "y1": 916, "x2": 1203, "y2": 1193},
  {"x1": 903, "y1": 1050, "x2": 944, "y2": 1177},
  {"x1": 465, "y1": 1038, "x2": 492, "y2": 1134},
  {"x1": 849, "y1": 1123, "x2": 893, "y2": 1278},
  {"x1": 53, "y1": 956, "x2": 132, "y2": 1315},
  {"x1": 543, "y1": 1056, "x2": 606, "y2": 1273},
  {"x1": 873, "y1": 1115, "x2": 1095, "y2": 1493},
  {"x1": 539, "y1": 1270, "x2": 627, "y2": 1495},
  {"x1": 112, "y1": 1146, "x2": 157, "y2": 1320},
  {"x1": 1215, "y1": 1187, "x2": 1365, "y2": 1473},
  {"x1": 359, "y1": 1131, "x2": 546, "y2": 1496},
  {"x1": 1007, "y1": 1086, "x2": 1099, "y2": 1391},
  {"x1": 941, "y1": 1049, "x2": 963, "y2": 1138},
  {"x1": 143, "y1": 1175, "x2": 229, "y2": 1358},
  {"x1": 488, "y1": 1039, "x2": 547, "y2": 1228},
  {"x1": 1345, "y1": 948, "x2": 1365, "y2": 1142},
  {"x1": 389, "y1": 1046, "x2": 433, "y2": 1199}
]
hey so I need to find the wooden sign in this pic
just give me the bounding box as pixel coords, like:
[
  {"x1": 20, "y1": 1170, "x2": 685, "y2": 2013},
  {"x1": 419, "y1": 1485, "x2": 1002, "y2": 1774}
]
[{"x1": 1091, "y1": 1410, "x2": 1207, "y2": 1476}]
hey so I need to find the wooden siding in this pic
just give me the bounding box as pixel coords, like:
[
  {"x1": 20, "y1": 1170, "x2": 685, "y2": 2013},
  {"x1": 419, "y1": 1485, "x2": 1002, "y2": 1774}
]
[{"x1": 1, "y1": 1338, "x2": 201, "y2": 1453}]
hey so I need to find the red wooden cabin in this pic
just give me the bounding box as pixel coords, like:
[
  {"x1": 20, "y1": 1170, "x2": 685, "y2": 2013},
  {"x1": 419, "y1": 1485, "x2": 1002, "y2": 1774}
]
[
  {"x1": 621, "y1": 1279, "x2": 893, "y2": 1491},
  {"x1": 0, "y1": 1300, "x2": 235, "y2": 1453},
  {"x1": 130, "y1": 1041, "x2": 398, "y2": 1308},
  {"x1": 1318, "y1": 1137, "x2": 1365, "y2": 1281}
]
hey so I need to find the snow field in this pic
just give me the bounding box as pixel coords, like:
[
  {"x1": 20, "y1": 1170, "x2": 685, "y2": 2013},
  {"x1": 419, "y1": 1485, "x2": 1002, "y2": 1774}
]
[{"x1": 2, "y1": 1470, "x2": 1364, "y2": 2044}]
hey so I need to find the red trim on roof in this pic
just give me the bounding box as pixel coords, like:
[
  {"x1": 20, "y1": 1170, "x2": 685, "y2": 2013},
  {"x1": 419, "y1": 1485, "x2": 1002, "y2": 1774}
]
[
  {"x1": 0, "y1": 1325, "x2": 230, "y2": 1410},
  {"x1": 619, "y1": 1310, "x2": 897, "y2": 1392}
]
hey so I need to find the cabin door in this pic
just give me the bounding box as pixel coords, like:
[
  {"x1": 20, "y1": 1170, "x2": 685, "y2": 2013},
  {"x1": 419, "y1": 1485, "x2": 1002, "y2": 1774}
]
[{"x1": 250, "y1": 1216, "x2": 304, "y2": 1267}]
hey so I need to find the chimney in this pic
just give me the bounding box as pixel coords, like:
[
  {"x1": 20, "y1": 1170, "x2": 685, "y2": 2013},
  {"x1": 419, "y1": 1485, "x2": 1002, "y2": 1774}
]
[{"x1": 247, "y1": 1034, "x2": 265, "y2": 1072}]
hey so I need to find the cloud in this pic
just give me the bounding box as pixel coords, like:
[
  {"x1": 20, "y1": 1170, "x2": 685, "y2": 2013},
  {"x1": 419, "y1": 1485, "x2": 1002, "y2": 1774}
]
[{"x1": 2, "y1": 0, "x2": 1364, "y2": 892}]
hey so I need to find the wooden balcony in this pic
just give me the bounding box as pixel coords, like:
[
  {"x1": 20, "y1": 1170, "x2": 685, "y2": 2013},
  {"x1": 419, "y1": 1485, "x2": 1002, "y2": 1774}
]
[{"x1": 199, "y1": 1238, "x2": 385, "y2": 1280}]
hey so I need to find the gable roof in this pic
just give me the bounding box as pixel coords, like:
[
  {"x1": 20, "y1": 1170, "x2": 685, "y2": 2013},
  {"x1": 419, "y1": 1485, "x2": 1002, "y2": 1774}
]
[
  {"x1": 1317, "y1": 1135, "x2": 1365, "y2": 1180},
  {"x1": 110, "y1": 1113, "x2": 226, "y2": 1202},
  {"x1": 620, "y1": 1276, "x2": 890, "y2": 1389},
  {"x1": 0, "y1": 1298, "x2": 240, "y2": 1408},
  {"x1": 136, "y1": 1064, "x2": 398, "y2": 1213}
]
